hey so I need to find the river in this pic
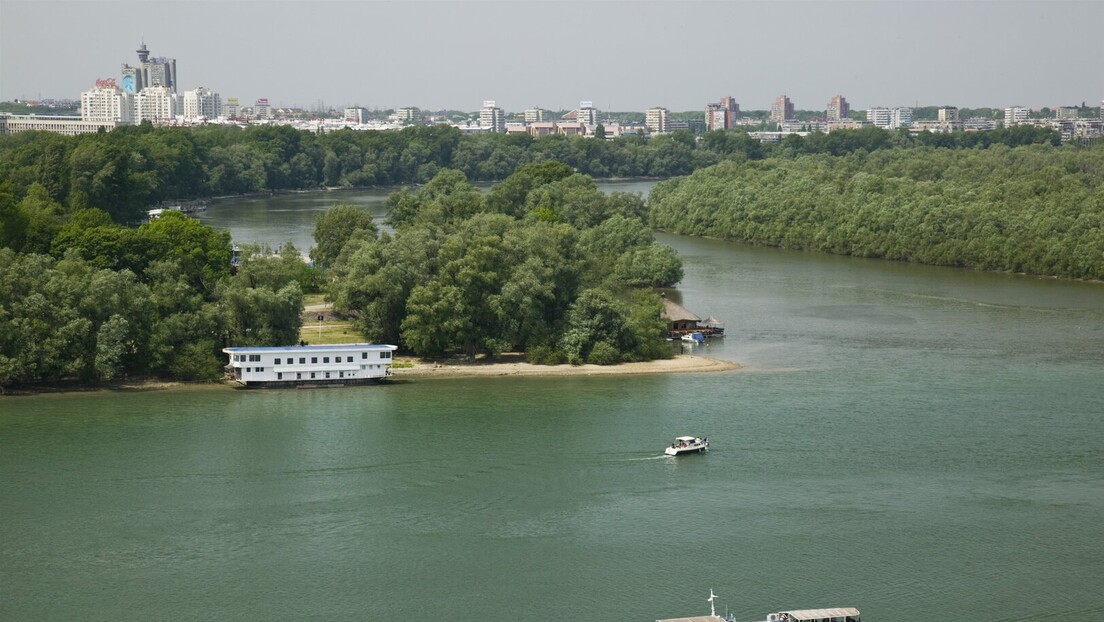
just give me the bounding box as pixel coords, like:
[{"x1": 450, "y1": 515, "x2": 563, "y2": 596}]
[{"x1": 2, "y1": 181, "x2": 1102, "y2": 621}]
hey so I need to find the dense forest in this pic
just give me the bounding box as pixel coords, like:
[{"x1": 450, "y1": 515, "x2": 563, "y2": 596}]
[
  {"x1": 0, "y1": 122, "x2": 1060, "y2": 226},
  {"x1": 325, "y1": 163, "x2": 681, "y2": 363},
  {"x1": 0, "y1": 160, "x2": 682, "y2": 390},
  {"x1": 0, "y1": 205, "x2": 308, "y2": 390},
  {"x1": 648, "y1": 144, "x2": 1104, "y2": 280}
]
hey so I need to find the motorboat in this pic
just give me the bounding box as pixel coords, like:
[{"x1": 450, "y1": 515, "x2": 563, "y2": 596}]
[
  {"x1": 665, "y1": 436, "x2": 708, "y2": 456},
  {"x1": 681, "y1": 332, "x2": 705, "y2": 344}
]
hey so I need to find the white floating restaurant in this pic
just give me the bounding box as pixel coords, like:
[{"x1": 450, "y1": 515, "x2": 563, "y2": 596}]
[{"x1": 223, "y1": 343, "x2": 398, "y2": 388}]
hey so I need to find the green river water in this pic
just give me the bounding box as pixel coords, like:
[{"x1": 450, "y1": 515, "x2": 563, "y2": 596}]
[{"x1": 2, "y1": 182, "x2": 1102, "y2": 621}]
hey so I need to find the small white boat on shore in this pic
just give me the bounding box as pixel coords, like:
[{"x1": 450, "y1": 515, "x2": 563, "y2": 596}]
[
  {"x1": 665, "y1": 436, "x2": 709, "y2": 456},
  {"x1": 681, "y1": 332, "x2": 705, "y2": 344}
]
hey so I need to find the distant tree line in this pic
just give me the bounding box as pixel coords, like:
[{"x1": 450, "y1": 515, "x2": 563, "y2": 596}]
[
  {"x1": 0, "y1": 122, "x2": 1062, "y2": 226},
  {"x1": 648, "y1": 144, "x2": 1104, "y2": 280}
]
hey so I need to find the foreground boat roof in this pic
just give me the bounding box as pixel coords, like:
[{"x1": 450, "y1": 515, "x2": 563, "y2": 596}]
[{"x1": 778, "y1": 607, "x2": 860, "y2": 620}]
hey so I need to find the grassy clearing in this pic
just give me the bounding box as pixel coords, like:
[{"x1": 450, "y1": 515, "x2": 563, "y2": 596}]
[
  {"x1": 302, "y1": 293, "x2": 327, "y2": 307},
  {"x1": 298, "y1": 321, "x2": 362, "y2": 345}
]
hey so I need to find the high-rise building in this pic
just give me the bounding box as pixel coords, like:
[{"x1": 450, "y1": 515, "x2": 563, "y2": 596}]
[
  {"x1": 81, "y1": 79, "x2": 134, "y2": 123},
  {"x1": 225, "y1": 98, "x2": 240, "y2": 118},
  {"x1": 479, "y1": 100, "x2": 505, "y2": 132},
  {"x1": 254, "y1": 98, "x2": 271, "y2": 120},
  {"x1": 769, "y1": 95, "x2": 794, "y2": 123},
  {"x1": 938, "y1": 106, "x2": 959, "y2": 122},
  {"x1": 867, "y1": 106, "x2": 912, "y2": 129},
  {"x1": 1055, "y1": 106, "x2": 1079, "y2": 120},
  {"x1": 645, "y1": 107, "x2": 670, "y2": 134},
  {"x1": 892, "y1": 107, "x2": 913, "y2": 129},
  {"x1": 135, "y1": 86, "x2": 178, "y2": 123},
  {"x1": 396, "y1": 107, "x2": 418, "y2": 122},
  {"x1": 1004, "y1": 106, "x2": 1029, "y2": 126},
  {"x1": 120, "y1": 64, "x2": 143, "y2": 94},
  {"x1": 575, "y1": 101, "x2": 599, "y2": 126},
  {"x1": 705, "y1": 96, "x2": 739, "y2": 131},
  {"x1": 827, "y1": 95, "x2": 850, "y2": 122},
  {"x1": 344, "y1": 107, "x2": 368, "y2": 124},
  {"x1": 121, "y1": 42, "x2": 178, "y2": 95},
  {"x1": 525, "y1": 108, "x2": 548, "y2": 123},
  {"x1": 867, "y1": 107, "x2": 891, "y2": 128},
  {"x1": 183, "y1": 87, "x2": 221, "y2": 121}
]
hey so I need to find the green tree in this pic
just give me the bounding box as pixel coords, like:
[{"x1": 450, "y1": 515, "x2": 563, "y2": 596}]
[{"x1": 310, "y1": 203, "x2": 378, "y2": 269}]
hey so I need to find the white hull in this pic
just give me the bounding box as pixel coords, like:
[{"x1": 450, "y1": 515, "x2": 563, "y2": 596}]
[{"x1": 665, "y1": 437, "x2": 709, "y2": 456}]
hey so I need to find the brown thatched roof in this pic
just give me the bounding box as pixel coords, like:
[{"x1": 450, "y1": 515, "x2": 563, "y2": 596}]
[{"x1": 661, "y1": 298, "x2": 701, "y2": 323}]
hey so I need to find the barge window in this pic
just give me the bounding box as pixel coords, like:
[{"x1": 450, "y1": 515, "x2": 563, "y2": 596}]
[
  {"x1": 275, "y1": 358, "x2": 281, "y2": 365},
  {"x1": 299, "y1": 357, "x2": 305, "y2": 364},
  {"x1": 347, "y1": 356, "x2": 353, "y2": 362},
  {"x1": 310, "y1": 372, "x2": 316, "y2": 379},
  {"x1": 325, "y1": 372, "x2": 330, "y2": 379},
  {"x1": 311, "y1": 357, "x2": 318, "y2": 364},
  {"x1": 277, "y1": 373, "x2": 283, "y2": 380},
  {"x1": 381, "y1": 351, "x2": 392, "y2": 359},
  {"x1": 323, "y1": 357, "x2": 329, "y2": 363},
  {"x1": 362, "y1": 352, "x2": 367, "y2": 359}
]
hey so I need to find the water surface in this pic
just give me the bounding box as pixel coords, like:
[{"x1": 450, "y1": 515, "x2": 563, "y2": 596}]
[{"x1": 4, "y1": 185, "x2": 1103, "y2": 621}]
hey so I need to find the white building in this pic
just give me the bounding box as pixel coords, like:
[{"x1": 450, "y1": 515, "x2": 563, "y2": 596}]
[
  {"x1": 892, "y1": 107, "x2": 913, "y2": 129},
  {"x1": 396, "y1": 107, "x2": 418, "y2": 123},
  {"x1": 479, "y1": 100, "x2": 505, "y2": 132},
  {"x1": 81, "y1": 80, "x2": 134, "y2": 123},
  {"x1": 867, "y1": 107, "x2": 891, "y2": 129},
  {"x1": 254, "y1": 98, "x2": 271, "y2": 120},
  {"x1": 525, "y1": 107, "x2": 548, "y2": 123},
  {"x1": 575, "y1": 101, "x2": 599, "y2": 126},
  {"x1": 867, "y1": 107, "x2": 912, "y2": 129},
  {"x1": 645, "y1": 106, "x2": 670, "y2": 134},
  {"x1": 183, "y1": 87, "x2": 221, "y2": 121},
  {"x1": 344, "y1": 106, "x2": 368, "y2": 124},
  {"x1": 135, "y1": 86, "x2": 179, "y2": 123},
  {"x1": 222, "y1": 343, "x2": 399, "y2": 387},
  {"x1": 1004, "y1": 106, "x2": 1029, "y2": 126},
  {"x1": 0, "y1": 114, "x2": 119, "y2": 137}
]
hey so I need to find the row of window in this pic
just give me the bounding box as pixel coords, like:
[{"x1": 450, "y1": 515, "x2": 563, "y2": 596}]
[
  {"x1": 244, "y1": 364, "x2": 385, "y2": 377},
  {"x1": 234, "y1": 351, "x2": 393, "y2": 365},
  {"x1": 271, "y1": 365, "x2": 387, "y2": 381}
]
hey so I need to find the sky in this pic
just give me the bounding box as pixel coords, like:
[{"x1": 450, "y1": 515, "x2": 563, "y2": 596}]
[{"x1": 2, "y1": 0, "x2": 1102, "y2": 113}]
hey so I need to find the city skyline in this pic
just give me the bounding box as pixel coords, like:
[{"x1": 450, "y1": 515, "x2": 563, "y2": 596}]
[{"x1": 2, "y1": 1, "x2": 1102, "y2": 112}]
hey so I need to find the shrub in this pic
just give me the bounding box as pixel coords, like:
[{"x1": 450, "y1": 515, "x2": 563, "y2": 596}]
[
  {"x1": 526, "y1": 345, "x2": 566, "y2": 366},
  {"x1": 586, "y1": 341, "x2": 622, "y2": 365}
]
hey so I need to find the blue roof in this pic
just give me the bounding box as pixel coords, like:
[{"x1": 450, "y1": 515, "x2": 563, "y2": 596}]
[{"x1": 223, "y1": 343, "x2": 396, "y2": 353}]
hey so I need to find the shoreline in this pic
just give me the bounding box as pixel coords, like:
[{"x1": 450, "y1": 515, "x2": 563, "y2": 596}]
[
  {"x1": 389, "y1": 354, "x2": 739, "y2": 379},
  {"x1": 0, "y1": 355, "x2": 737, "y2": 396}
]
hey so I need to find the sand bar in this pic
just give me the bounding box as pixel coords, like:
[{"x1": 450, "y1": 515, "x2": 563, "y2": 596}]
[{"x1": 391, "y1": 354, "x2": 739, "y2": 378}]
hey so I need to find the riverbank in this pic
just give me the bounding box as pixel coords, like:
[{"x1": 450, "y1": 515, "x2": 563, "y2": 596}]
[
  {"x1": 390, "y1": 353, "x2": 738, "y2": 378},
  {"x1": 0, "y1": 355, "x2": 737, "y2": 396}
]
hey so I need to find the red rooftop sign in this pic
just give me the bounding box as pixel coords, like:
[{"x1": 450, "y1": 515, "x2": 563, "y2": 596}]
[{"x1": 95, "y1": 78, "x2": 117, "y2": 88}]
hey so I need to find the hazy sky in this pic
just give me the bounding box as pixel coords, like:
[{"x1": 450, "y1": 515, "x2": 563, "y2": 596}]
[{"x1": 2, "y1": 0, "x2": 1102, "y2": 112}]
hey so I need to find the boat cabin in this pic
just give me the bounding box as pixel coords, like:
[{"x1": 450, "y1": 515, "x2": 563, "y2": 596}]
[
  {"x1": 762, "y1": 608, "x2": 860, "y2": 622},
  {"x1": 223, "y1": 343, "x2": 398, "y2": 388}
]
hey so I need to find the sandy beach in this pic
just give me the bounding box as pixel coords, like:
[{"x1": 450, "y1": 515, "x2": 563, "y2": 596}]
[{"x1": 390, "y1": 353, "x2": 739, "y2": 378}]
